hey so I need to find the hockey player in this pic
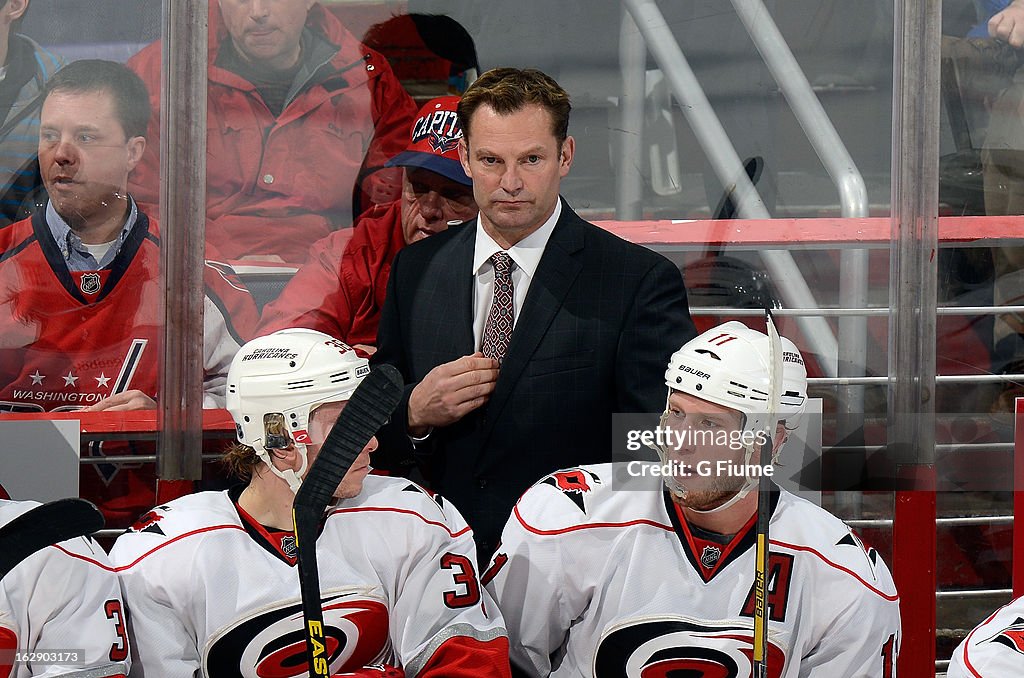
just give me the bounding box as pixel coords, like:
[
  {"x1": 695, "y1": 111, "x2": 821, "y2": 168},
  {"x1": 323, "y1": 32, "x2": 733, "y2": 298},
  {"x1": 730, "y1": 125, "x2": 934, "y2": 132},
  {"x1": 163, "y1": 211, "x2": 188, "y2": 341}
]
[
  {"x1": 484, "y1": 321, "x2": 901, "y2": 677},
  {"x1": 947, "y1": 595, "x2": 1024, "y2": 676},
  {"x1": 0, "y1": 499, "x2": 129, "y2": 677},
  {"x1": 110, "y1": 328, "x2": 511, "y2": 678}
]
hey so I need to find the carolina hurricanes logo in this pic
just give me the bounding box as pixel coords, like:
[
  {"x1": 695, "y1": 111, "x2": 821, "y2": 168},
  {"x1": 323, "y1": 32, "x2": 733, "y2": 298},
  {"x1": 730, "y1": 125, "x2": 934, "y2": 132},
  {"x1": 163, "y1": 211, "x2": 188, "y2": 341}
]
[
  {"x1": 204, "y1": 592, "x2": 391, "y2": 677},
  {"x1": 542, "y1": 468, "x2": 601, "y2": 513},
  {"x1": 129, "y1": 508, "x2": 167, "y2": 535},
  {"x1": 80, "y1": 272, "x2": 101, "y2": 295},
  {"x1": 989, "y1": 617, "x2": 1024, "y2": 655},
  {"x1": 595, "y1": 618, "x2": 786, "y2": 678}
]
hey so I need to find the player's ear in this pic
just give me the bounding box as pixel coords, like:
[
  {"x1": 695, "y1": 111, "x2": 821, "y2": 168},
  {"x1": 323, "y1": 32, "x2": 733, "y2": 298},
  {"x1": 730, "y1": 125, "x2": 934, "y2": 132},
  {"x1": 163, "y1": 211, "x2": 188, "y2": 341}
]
[{"x1": 772, "y1": 421, "x2": 788, "y2": 456}]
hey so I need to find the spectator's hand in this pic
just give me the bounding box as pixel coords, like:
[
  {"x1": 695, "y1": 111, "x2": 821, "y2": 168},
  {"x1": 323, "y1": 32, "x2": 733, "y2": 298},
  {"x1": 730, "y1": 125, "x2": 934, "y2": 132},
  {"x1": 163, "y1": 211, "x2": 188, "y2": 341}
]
[
  {"x1": 407, "y1": 352, "x2": 499, "y2": 434},
  {"x1": 84, "y1": 390, "x2": 157, "y2": 411},
  {"x1": 364, "y1": 167, "x2": 403, "y2": 204},
  {"x1": 990, "y1": 1, "x2": 1024, "y2": 48}
]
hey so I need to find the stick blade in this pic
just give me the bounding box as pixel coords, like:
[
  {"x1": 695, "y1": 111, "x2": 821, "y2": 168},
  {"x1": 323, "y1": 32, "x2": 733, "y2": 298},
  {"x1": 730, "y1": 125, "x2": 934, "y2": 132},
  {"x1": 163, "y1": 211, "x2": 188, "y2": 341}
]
[
  {"x1": 0, "y1": 498, "x2": 105, "y2": 577},
  {"x1": 293, "y1": 363, "x2": 404, "y2": 511}
]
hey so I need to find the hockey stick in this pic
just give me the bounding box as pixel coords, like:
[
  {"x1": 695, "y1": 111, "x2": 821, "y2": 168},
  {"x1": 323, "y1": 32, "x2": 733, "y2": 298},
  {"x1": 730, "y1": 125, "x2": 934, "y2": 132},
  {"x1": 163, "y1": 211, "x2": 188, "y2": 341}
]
[
  {"x1": 292, "y1": 364, "x2": 403, "y2": 678},
  {"x1": 0, "y1": 498, "x2": 105, "y2": 578},
  {"x1": 752, "y1": 310, "x2": 783, "y2": 678}
]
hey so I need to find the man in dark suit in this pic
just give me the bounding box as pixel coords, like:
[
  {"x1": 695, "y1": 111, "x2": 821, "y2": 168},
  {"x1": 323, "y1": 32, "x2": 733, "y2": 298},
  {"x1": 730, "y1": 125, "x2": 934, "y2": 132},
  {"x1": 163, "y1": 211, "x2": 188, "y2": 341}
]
[{"x1": 373, "y1": 67, "x2": 696, "y2": 557}]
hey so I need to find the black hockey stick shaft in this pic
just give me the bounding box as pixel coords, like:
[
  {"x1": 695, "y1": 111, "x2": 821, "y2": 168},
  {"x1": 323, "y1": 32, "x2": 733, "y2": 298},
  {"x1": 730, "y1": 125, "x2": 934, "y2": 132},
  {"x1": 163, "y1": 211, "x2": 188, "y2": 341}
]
[
  {"x1": 753, "y1": 310, "x2": 782, "y2": 678},
  {"x1": 0, "y1": 498, "x2": 105, "y2": 578},
  {"x1": 292, "y1": 364, "x2": 403, "y2": 678}
]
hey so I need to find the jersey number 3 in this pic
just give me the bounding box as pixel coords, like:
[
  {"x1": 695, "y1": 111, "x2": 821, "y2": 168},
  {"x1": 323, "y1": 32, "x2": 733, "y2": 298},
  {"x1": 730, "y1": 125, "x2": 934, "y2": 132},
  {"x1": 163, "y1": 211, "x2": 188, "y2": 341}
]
[
  {"x1": 440, "y1": 553, "x2": 481, "y2": 609},
  {"x1": 105, "y1": 599, "x2": 129, "y2": 662}
]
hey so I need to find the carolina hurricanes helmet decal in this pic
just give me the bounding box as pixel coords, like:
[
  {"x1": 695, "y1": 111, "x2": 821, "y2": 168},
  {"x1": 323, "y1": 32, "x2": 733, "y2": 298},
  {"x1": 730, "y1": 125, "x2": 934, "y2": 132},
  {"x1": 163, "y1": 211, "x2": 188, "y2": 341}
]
[
  {"x1": 594, "y1": 617, "x2": 786, "y2": 678},
  {"x1": 204, "y1": 594, "x2": 390, "y2": 677}
]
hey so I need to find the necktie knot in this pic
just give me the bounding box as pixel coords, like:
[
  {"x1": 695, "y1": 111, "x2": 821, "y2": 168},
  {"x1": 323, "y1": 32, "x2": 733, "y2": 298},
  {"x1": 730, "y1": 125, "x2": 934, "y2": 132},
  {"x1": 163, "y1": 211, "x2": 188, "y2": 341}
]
[{"x1": 490, "y1": 251, "x2": 512, "y2": 277}]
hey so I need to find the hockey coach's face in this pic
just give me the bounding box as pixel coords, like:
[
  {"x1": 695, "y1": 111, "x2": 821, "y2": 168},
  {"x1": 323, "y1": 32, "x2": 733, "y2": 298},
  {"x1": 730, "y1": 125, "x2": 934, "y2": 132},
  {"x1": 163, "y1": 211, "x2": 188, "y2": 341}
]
[
  {"x1": 304, "y1": 400, "x2": 376, "y2": 499},
  {"x1": 39, "y1": 89, "x2": 145, "y2": 233}
]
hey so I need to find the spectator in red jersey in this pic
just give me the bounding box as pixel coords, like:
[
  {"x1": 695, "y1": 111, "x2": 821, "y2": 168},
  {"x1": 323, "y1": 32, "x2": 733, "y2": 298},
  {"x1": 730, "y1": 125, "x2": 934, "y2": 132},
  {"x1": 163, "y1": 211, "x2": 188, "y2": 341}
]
[
  {"x1": 0, "y1": 60, "x2": 258, "y2": 525},
  {"x1": 259, "y1": 95, "x2": 477, "y2": 350},
  {"x1": 126, "y1": 1, "x2": 418, "y2": 264}
]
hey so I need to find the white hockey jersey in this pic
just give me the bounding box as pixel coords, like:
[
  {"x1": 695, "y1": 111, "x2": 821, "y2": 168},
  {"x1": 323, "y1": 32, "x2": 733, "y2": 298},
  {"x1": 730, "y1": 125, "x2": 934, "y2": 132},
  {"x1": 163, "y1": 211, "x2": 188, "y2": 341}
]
[
  {"x1": 109, "y1": 475, "x2": 510, "y2": 678},
  {"x1": 483, "y1": 463, "x2": 901, "y2": 677},
  {"x1": 0, "y1": 500, "x2": 130, "y2": 677},
  {"x1": 947, "y1": 596, "x2": 1024, "y2": 677}
]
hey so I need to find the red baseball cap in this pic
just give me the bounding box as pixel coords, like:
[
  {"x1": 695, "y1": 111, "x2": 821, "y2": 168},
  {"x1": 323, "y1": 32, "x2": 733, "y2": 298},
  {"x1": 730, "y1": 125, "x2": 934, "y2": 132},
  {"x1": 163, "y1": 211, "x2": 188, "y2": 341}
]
[{"x1": 385, "y1": 95, "x2": 471, "y2": 186}]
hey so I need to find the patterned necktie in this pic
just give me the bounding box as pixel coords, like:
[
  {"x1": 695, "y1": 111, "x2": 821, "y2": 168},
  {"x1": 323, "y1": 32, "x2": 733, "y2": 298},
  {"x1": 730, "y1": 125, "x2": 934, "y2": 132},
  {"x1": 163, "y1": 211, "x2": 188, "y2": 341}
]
[{"x1": 481, "y1": 252, "x2": 515, "y2": 365}]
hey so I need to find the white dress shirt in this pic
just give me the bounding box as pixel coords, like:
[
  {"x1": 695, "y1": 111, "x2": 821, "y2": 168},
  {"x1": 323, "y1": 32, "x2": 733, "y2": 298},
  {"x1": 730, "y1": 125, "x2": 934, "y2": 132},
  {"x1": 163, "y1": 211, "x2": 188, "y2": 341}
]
[{"x1": 471, "y1": 199, "x2": 561, "y2": 351}]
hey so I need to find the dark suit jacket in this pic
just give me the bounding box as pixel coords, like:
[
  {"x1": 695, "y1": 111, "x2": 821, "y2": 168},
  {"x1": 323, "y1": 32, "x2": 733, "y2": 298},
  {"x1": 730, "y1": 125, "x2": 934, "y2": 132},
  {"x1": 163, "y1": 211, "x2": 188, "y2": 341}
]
[{"x1": 372, "y1": 200, "x2": 696, "y2": 556}]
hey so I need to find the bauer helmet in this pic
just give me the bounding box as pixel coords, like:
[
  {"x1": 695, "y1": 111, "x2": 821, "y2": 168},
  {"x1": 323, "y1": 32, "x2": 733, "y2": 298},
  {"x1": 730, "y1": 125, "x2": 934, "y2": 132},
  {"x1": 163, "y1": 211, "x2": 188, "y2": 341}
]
[
  {"x1": 653, "y1": 321, "x2": 808, "y2": 509},
  {"x1": 225, "y1": 328, "x2": 370, "y2": 493},
  {"x1": 663, "y1": 320, "x2": 807, "y2": 446}
]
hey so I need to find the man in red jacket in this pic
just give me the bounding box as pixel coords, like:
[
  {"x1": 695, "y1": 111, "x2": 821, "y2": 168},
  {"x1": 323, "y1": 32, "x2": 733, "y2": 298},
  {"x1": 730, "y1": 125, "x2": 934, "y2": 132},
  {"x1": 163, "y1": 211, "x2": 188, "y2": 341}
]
[
  {"x1": 259, "y1": 95, "x2": 478, "y2": 349},
  {"x1": 127, "y1": 1, "x2": 417, "y2": 264}
]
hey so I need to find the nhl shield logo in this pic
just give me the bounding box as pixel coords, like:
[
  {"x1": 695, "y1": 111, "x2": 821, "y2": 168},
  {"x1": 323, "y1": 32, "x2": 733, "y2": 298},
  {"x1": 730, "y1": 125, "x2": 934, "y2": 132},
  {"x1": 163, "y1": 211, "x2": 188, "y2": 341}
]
[
  {"x1": 80, "y1": 272, "x2": 101, "y2": 295},
  {"x1": 701, "y1": 545, "x2": 722, "y2": 568}
]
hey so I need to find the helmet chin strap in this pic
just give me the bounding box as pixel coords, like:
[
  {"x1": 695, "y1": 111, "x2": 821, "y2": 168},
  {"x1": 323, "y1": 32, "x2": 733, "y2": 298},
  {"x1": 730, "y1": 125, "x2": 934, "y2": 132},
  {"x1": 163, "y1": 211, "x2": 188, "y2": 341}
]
[
  {"x1": 254, "y1": 441, "x2": 309, "y2": 495},
  {"x1": 652, "y1": 393, "x2": 777, "y2": 516}
]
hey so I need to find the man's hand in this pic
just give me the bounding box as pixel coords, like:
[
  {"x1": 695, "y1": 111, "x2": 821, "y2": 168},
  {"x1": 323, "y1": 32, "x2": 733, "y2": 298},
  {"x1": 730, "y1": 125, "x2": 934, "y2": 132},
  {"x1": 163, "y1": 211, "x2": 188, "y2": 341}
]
[
  {"x1": 407, "y1": 352, "x2": 499, "y2": 435},
  {"x1": 990, "y1": 1, "x2": 1024, "y2": 48},
  {"x1": 83, "y1": 389, "x2": 157, "y2": 411}
]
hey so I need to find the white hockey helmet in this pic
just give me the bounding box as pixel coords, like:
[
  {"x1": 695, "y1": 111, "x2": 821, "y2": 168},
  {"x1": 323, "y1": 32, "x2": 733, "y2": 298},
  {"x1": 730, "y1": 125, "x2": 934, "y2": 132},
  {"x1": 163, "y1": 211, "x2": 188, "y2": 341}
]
[
  {"x1": 225, "y1": 328, "x2": 371, "y2": 493},
  {"x1": 655, "y1": 321, "x2": 808, "y2": 510},
  {"x1": 664, "y1": 320, "x2": 807, "y2": 442}
]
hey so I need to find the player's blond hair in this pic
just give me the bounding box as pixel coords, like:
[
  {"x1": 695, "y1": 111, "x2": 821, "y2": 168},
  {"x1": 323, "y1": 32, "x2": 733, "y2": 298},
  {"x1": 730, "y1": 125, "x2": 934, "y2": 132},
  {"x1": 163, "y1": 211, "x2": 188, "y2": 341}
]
[{"x1": 221, "y1": 414, "x2": 289, "y2": 481}]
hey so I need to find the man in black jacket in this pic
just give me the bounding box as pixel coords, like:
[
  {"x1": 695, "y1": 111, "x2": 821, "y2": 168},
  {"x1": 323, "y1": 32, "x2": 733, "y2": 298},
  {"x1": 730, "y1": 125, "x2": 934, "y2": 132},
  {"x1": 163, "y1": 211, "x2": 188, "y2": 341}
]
[{"x1": 373, "y1": 67, "x2": 696, "y2": 558}]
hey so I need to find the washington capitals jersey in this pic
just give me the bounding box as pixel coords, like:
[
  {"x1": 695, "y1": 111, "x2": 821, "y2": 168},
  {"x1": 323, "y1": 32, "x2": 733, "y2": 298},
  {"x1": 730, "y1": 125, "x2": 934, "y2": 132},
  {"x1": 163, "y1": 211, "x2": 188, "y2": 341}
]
[
  {"x1": 110, "y1": 476, "x2": 511, "y2": 678},
  {"x1": 0, "y1": 500, "x2": 130, "y2": 677},
  {"x1": 0, "y1": 208, "x2": 258, "y2": 526},
  {"x1": 0, "y1": 207, "x2": 256, "y2": 413},
  {"x1": 484, "y1": 463, "x2": 901, "y2": 677},
  {"x1": 948, "y1": 596, "x2": 1024, "y2": 677}
]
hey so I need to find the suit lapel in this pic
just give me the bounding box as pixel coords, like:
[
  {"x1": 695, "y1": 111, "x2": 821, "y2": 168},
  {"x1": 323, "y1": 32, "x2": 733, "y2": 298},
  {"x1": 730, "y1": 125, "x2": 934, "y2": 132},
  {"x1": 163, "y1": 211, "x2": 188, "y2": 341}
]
[
  {"x1": 433, "y1": 224, "x2": 475, "y2": 358},
  {"x1": 479, "y1": 203, "x2": 584, "y2": 443}
]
